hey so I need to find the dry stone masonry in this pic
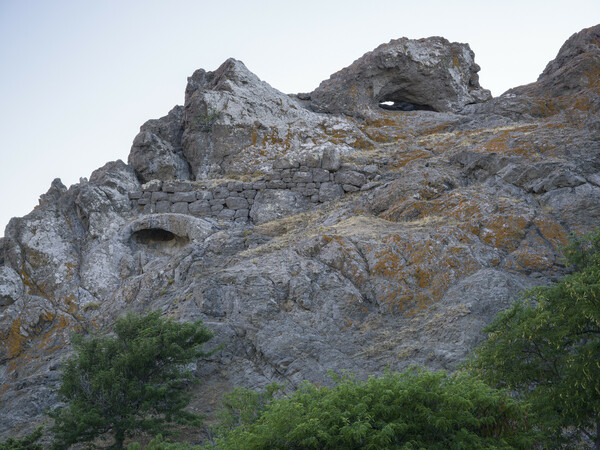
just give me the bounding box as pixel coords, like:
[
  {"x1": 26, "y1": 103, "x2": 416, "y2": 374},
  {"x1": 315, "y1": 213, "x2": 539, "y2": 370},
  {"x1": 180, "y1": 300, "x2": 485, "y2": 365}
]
[{"x1": 130, "y1": 151, "x2": 378, "y2": 222}]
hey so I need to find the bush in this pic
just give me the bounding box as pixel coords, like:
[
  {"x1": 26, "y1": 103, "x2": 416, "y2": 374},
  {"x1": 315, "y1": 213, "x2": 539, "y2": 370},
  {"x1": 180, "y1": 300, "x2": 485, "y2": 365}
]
[
  {"x1": 210, "y1": 369, "x2": 536, "y2": 449},
  {"x1": 0, "y1": 427, "x2": 43, "y2": 450},
  {"x1": 468, "y1": 229, "x2": 600, "y2": 447},
  {"x1": 50, "y1": 311, "x2": 214, "y2": 449}
]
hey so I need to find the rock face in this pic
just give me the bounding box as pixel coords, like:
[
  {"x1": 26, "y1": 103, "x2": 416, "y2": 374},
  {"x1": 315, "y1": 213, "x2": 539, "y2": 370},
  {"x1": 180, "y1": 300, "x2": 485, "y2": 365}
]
[
  {"x1": 128, "y1": 106, "x2": 191, "y2": 183},
  {"x1": 1, "y1": 25, "x2": 600, "y2": 440},
  {"x1": 311, "y1": 36, "x2": 491, "y2": 117}
]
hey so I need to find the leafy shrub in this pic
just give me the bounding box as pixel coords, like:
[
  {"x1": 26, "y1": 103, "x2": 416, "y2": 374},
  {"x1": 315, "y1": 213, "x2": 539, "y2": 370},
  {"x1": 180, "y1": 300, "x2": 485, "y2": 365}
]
[
  {"x1": 468, "y1": 229, "x2": 600, "y2": 448},
  {"x1": 210, "y1": 369, "x2": 536, "y2": 449},
  {"x1": 0, "y1": 427, "x2": 43, "y2": 450}
]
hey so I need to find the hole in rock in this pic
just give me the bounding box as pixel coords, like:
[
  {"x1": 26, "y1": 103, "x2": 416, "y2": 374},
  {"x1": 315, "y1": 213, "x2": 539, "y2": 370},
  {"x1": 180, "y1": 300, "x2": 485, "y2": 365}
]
[
  {"x1": 131, "y1": 228, "x2": 189, "y2": 255},
  {"x1": 378, "y1": 99, "x2": 435, "y2": 112}
]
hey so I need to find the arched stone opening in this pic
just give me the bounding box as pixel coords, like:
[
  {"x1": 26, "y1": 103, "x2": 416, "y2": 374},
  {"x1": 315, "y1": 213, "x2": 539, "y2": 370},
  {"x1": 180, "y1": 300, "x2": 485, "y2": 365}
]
[{"x1": 130, "y1": 227, "x2": 189, "y2": 255}]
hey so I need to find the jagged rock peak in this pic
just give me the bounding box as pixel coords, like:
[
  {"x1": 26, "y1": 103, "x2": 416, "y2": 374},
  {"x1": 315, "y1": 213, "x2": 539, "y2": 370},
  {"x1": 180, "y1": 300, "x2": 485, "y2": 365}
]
[
  {"x1": 540, "y1": 24, "x2": 600, "y2": 81},
  {"x1": 310, "y1": 36, "x2": 492, "y2": 118}
]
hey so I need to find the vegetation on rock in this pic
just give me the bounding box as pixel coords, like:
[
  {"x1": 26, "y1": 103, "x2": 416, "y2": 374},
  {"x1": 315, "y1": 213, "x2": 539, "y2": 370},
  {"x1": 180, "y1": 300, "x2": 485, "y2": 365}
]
[
  {"x1": 49, "y1": 311, "x2": 214, "y2": 449},
  {"x1": 468, "y1": 229, "x2": 600, "y2": 448},
  {"x1": 0, "y1": 427, "x2": 43, "y2": 450},
  {"x1": 207, "y1": 369, "x2": 535, "y2": 449}
]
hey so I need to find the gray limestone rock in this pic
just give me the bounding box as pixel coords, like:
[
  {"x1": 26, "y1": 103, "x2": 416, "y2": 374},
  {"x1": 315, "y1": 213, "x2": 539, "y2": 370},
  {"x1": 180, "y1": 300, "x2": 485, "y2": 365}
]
[
  {"x1": 3, "y1": 26, "x2": 600, "y2": 441},
  {"x1": 311, "y1": 36, "x2": 491, "y2": 118},
  {"x1": 128, "y1": 106, "x2": 192, "y2": 183},
  {"x1": 319, "y1": 182, "x2": 344, "y2": 202},
  {"x1": 0, "y1": 267, "x2": 23, "y2": 307},
  {"x1": 250, "y1": 189, "x2": 310, "y2": 224}
]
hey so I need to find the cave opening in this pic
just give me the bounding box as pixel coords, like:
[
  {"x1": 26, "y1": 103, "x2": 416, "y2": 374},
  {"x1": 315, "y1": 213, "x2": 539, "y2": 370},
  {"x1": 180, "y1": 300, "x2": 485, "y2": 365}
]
[
  {"x1": 378, "y1": 99, "x2": 435, "y2": 112},
  {"x1": 130, "y1": 227, "x2": 190, "y2": 256},
  {"x1": 132, "y1": 228, "x2": 177, "y2": 244}
]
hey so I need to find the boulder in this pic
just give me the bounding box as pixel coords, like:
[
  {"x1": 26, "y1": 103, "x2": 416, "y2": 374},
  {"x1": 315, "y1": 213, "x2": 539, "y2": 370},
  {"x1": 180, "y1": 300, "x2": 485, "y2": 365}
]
[
  {"x1": 0, "y1": 267, "x2": 23, "y2": 307},
  {"x1": 310, "y1": 36, "x2": 491, "y2": 117},
  {"x1": 128, "y1": 106, "x2": 192, "y2": 182}
]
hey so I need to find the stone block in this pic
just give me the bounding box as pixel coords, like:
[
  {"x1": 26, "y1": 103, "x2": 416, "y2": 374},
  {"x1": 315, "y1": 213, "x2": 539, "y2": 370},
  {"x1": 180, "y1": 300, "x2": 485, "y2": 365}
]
[
  {"x1": 225, "y1": 197, "x2": 249, "y2": 210},
  {"x1": 213, "y1": 186, "x2": 230, "y2": 199},
  {"x1": 321, "y1": 147, "x2": 341, "y2": 171},
  {"x1": 171, "y1": 202, "x2": 189, "y2": 214},
  {"x1": 335, "y1": 170, "x2": 367, "y2": 187},
  {"x1": 266, "y1": 180, "x2": 286, "y2": 189},
  {"x1": 227, "y1": 181, "x2": 244, "y2": 192},
  {"x1": 189, "y1": 200, "x2": 211, "y2": 215},
  {"x1": 253, "y1": 181, "x2": 267, "y2": 190},
  {"x1": 242, "y1": 182, "x2": 254, "y2": 190},
  {"x1": 342, "y1": 184, "x2": 360, "y2": 192},
  {"x1": 312, "y1": 168, "x2": 330, "y2": 183},
  {"x1": 243, "y1": 189, "x2": 257, "y2": 199},
  {"x1": 210, "y1": 198, "x2": 226, "y2": 206},
  {"x1": 143, "y1": 203, "x2": 154, "y2": 214},
  {"x1": 155, "y1": 201, "x2": 170, "y2": 213},
  {"x1": 142, "y1": 191, "x2": 152, "y2": 199},
  {"x1": 211, "y1": 204, "x2": 224, "y2": 212},
  {"x1": 141, "y1": 179, "x2": 162, "y2": 192},
  {"x1": 162, "y1": 180, "x2": 194, "y2": 192},
  {"x1": 151, "y1": 191, "x2": 169, "y2": 202},
  {"x1": 234, "y1": 209, "x2": 249, "y2": 218},
  {"x1": 302, "y1": 153, "x2": 321, "y2": 168},
  {"x1": 218, "y1": 208, "x2": 236, "y2": 219},
  {"x1": 170, "y1": 191, "x2": 196, "y2": 203},
  {"x1": 197, "y1": 190, "x2": 214, "y2": 201},
  {"x1": 137, "y1": 198, "x2": 150, "y2": 206},
  {"x1": 319, "y1": 182, "x2": 344, "y2": 202},
  {"x1": 273, "y1": 158, "x2": 293, "y2": 169},
  {"x1": 128, "y1": 191, "x2": 142, "y2": 200},
  {"x1": 311, "y1": 194, "x2": 320, "y2": 203}
]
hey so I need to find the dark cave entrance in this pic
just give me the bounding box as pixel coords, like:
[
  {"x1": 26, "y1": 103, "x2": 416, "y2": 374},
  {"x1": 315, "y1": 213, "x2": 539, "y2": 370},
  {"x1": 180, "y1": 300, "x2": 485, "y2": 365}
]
[
  {"x1": 132, "y1": 228, "x2": 177, "y2": 244},
  {"x1": 378, "y1": 97, "x2": 435, "y2": 112},
  {"x1": 131, "y1": 228, "x2": 189, "y2": 255}
]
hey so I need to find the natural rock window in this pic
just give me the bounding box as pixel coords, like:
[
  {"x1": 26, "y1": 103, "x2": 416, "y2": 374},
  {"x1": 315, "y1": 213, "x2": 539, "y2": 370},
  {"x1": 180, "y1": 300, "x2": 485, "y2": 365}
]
[{"x1": 378, "y1": 99, "x2": 435, "y2": 112}]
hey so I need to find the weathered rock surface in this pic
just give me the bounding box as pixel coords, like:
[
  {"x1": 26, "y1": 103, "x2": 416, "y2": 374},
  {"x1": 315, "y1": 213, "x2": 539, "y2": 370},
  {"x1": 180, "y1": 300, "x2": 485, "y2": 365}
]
[
  {"x1": 311, "y1": 36, "x2": 491, "y2": 117},
  {"x1": 1, "y1": 25, "x2": 600, "y2": 440},
  {"x1": 128, "y1": 106, "x2": 191, "y2": 183}
]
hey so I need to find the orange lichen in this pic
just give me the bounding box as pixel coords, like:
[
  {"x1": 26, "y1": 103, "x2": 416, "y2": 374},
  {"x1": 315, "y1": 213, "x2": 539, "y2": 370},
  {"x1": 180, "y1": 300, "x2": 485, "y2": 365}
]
[
  {"x1": 5, "y1": 317, "x2": 27, "y2": 358},
  {"x1": 480, "y1": 214, "x2": 529, "y2": 253},
  {"x1": 366, "y1": 232, "x2": 480, "y2": 316},
  {"x1": 533, "y1": 216, "x2": 570, "y2": 251}
]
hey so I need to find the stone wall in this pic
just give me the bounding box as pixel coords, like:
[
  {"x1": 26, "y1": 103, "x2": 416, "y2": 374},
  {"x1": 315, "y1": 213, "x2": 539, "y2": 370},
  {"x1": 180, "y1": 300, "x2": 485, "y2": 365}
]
[{"x1": 129, "y1": 161, "x2": 379, "y2": 223}]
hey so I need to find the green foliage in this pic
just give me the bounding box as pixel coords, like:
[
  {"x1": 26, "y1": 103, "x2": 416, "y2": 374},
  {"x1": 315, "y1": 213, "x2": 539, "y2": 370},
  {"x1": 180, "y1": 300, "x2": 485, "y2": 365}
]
[
  {"x1": 211, "y1": 383, "x2": 283, "y2": 438},
  {"x1": 128, "y1": 434, "x2": 202, "y2": 449},
  {"x1": 50, "y1": 311, "x2": 214, "y2": 449},
  {"x1": 0, "y1": 427, "x2": 43, "y2": 450},
  {"x1": 209, "y1": 369, "x2": 536, "y2": 449},
  {"x1": 468, "y1": 229, "x2": 600, "y2": 447},
  {"x1": 195, "y1": 108, "x2": 220, "y2": 132}
]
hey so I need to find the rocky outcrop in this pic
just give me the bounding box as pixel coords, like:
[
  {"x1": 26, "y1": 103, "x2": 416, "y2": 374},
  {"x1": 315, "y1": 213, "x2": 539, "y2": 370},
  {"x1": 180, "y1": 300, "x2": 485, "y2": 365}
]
[
  {"x1": 128, "y1": 106, "x2": 191, "y2": 183},
  {"x1": 2, "y1": 25, "x2": 600, "y2": 441},
  {"x1": 310, "y1": 36, "x2": 491, "y2": 117}
]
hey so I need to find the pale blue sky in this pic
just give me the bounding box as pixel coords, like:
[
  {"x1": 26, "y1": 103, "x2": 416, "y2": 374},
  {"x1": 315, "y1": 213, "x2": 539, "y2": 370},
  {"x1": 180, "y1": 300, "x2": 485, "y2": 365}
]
[{"x1": 1, "y1": 0, "x2": 598, "y2": 235}]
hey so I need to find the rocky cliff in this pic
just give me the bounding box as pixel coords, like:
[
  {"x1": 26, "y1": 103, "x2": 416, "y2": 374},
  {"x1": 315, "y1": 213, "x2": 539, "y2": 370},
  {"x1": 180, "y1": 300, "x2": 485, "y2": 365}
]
[{"x1": 1, "y1": 24, "x2": 599, "y2": 439}]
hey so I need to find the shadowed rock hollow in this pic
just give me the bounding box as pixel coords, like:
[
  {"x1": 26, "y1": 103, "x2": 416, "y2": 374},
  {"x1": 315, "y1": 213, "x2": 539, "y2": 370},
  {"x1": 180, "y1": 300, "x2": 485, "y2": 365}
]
[{"x1": 1, "y1": 24, "x2": 600, "y2": 440}]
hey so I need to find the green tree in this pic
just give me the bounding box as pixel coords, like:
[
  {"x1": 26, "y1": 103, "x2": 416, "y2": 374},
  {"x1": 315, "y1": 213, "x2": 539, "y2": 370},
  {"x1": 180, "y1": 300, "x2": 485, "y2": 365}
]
[
  {"x1": 468, "y1": 230, "x2": 600, "y2": 448},
  {"x1": 210, "y1": 369, "x2": 536, "y2": 449},
  {"x1": 50, "y1": 311, "x2": 214, "y2": 449},
  {"x1": 0, "y1": 427, "x2": 43, "y2": 450}
]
